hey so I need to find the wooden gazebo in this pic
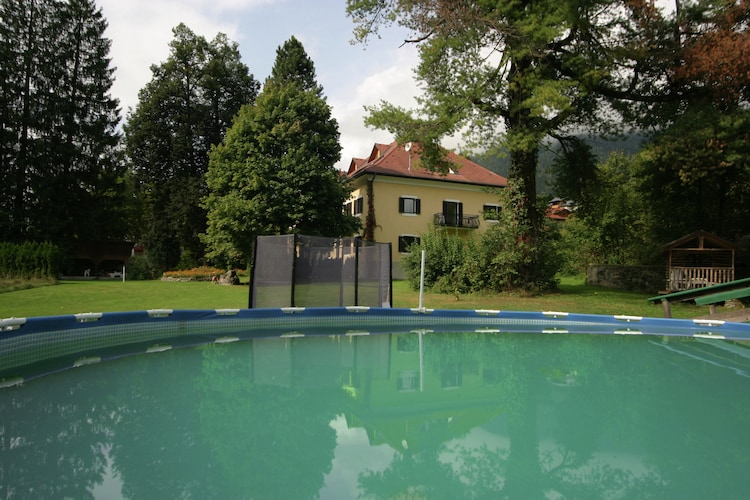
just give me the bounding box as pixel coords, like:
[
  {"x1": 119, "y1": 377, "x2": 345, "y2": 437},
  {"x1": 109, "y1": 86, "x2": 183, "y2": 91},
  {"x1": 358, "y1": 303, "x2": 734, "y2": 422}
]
[{"x1": 661, "y1": 230, "x2": 739, "y2": 292}]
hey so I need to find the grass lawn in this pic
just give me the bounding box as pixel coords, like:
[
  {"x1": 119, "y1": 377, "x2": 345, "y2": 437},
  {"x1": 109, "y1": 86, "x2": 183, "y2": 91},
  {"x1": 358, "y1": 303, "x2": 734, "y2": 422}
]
[{"x1": 0, "y1": 276, "x2": 707, "y2": 319}]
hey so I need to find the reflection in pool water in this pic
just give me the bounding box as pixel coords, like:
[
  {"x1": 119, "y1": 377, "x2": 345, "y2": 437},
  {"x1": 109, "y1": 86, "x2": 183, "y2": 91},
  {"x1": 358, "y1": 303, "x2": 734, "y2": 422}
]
[{"x1": 1, "y1": 331, "x2": 750, "y2": 498}]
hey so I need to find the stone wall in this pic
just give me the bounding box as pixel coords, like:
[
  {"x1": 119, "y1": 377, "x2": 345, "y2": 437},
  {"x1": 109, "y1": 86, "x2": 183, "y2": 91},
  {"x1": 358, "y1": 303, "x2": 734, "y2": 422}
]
[{"x1": 586, "y1": 265, "x2": 665, "y2": 294}]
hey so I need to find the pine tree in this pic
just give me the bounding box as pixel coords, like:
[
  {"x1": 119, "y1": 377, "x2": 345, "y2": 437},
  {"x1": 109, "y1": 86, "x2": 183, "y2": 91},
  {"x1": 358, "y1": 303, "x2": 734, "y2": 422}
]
[{"x1": 0, "y1": 0, "x2": 124, "y2": 245}]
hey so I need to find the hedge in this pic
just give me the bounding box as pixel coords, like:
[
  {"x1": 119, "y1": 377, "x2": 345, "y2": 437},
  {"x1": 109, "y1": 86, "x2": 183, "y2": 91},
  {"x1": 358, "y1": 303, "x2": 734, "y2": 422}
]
[{"x1": 0, "y1": 241, "x2": 63, "y2": 279}]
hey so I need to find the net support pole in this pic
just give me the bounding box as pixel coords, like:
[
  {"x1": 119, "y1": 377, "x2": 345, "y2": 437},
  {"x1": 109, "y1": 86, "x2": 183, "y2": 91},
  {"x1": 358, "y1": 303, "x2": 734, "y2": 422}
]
[
  {"x1": 354, "y1": 238, "x2": 360, "y2": 307},
  {"x1": 418, "y1": 250, "x2": 426, "y2": 311}
]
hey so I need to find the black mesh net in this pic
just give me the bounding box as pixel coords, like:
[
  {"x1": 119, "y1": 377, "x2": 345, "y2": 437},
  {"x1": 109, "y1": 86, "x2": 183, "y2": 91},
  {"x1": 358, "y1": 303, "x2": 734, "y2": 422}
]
[{"x1": 250, "y1": 235, "x2": 391, "y2": 308}]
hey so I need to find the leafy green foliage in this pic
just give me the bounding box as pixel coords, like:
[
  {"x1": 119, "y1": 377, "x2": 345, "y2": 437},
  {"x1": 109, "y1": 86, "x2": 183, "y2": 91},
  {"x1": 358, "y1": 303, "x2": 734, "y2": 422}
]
[
  {"x1": 400, "y1": 226, "x2": 471, "y2": 292},
  {"x1": 557, "y1": 152, "x2": 658, "y2": 274},
  {"x1": 402, "y1": 192, "x2": 560, "y2": 295},
  {"x1": 638, "y1": 106, "x2": 750, "y2": 244},
  {"x1": 346, "y1": 0, "x2": 680, "y2": 290},
  {"x1": 124, "y1": 24, "x2": 259, "y2": 270},
  {"x1": 122, "y1": 255, "x2": 158, "y2": 281},
  {"x1": 0, "y1": 241, "x2": 63, "y2": 279},
  {"x1": 468, "y1": 189, "x2": 561, "y2": 293},
  {"x1": 203, "y1": 38, "x2": 360, "y2": 266}
]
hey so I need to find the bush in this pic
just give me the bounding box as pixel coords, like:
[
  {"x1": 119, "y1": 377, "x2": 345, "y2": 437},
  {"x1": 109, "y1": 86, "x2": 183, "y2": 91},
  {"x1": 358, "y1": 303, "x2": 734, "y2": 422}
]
[
  {"x1": 401, "y1": 226, "x2": 469, "y2": 291},
  {"x1": 125, "y1": 255, "x2": 160, "y2": 280},
  {"x1": 470, "y1": 219, "x2": 561, "y2": 293},
  {"x1": 400, "y1": 198, "x2": 561, "y2": 295}
]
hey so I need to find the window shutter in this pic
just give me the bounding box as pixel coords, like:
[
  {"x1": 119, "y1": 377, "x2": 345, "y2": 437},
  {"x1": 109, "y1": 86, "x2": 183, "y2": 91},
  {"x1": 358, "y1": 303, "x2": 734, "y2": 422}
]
[
  {"x1": 399, "y1": 197, "x2": 405, "y2": 213},
  {"x1": 415, "y1": 198, "x2": 421, "y2": 214}
]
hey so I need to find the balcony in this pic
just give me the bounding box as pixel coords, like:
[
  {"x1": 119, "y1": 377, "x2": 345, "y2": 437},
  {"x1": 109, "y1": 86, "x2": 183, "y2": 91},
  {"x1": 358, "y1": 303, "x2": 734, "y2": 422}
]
[{"x1": 433, "y1": 213, "x2": 480, "y2": 228}]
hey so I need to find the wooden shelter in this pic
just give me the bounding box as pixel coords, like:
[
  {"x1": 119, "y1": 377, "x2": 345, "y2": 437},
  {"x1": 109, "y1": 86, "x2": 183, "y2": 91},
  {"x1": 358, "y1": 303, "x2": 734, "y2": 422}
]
[{"x1": 661, "y1": 230, "x2": 739, "y2": 291}]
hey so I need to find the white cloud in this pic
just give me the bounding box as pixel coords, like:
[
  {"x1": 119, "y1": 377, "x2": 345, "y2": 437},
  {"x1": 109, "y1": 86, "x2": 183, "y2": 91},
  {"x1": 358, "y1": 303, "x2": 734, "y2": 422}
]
[
  {"x1": 96, "y1": 0, "x2": 429, "y2": 166},
  {"x1": 331, "y1": 49, "x2": 422, "y2": 169},
  {"x1": 99, "y1": 0, "x2": 242, "y2": 115}
]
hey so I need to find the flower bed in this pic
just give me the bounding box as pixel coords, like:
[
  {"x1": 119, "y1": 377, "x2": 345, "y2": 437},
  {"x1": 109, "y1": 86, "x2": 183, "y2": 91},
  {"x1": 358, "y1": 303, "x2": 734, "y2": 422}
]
[{"x1": 161, "y1": 267, "x2": 225, "y2": 282}]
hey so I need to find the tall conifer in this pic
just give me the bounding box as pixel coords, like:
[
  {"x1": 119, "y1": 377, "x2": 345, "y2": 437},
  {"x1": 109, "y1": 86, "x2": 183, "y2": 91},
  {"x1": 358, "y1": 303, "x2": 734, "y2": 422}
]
[{"x1": 203, "y1": 37, "x2": 360, "y2": 266}]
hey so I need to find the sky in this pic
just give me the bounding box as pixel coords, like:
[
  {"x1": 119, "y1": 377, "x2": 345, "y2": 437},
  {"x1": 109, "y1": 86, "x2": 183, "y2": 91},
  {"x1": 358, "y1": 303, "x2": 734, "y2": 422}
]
[{"x1": 95, "y1": 0, "x2": 425, "y2": 170}]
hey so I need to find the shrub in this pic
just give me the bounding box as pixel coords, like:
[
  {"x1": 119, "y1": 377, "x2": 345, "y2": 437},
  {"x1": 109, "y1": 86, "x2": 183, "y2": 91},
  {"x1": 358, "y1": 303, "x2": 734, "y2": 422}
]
[
  {"x1": 401, "y1": 226, "x2": 469, "y2": 291},
  {"x1": 125, "y1": 255, "x2": 160, "y2": 280},
  {"x1": 400, "y1": 197, "x2": 561, "y2": 295}
]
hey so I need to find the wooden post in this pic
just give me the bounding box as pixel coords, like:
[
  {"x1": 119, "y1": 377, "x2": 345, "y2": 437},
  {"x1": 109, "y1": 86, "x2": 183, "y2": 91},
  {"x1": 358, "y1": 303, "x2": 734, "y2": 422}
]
[{"x1": 662, "y1": 299, "x2": 672, "y2": 318}]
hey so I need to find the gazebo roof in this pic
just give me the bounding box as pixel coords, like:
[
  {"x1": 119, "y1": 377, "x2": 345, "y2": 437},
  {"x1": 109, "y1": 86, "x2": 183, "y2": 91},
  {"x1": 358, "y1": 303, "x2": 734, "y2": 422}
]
[{"x1": 660, "y1": 230, "x2": 740, "y2": 253}]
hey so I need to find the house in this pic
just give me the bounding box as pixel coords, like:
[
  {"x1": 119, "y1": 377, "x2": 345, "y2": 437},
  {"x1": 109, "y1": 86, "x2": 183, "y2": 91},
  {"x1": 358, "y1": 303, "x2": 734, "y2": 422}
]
[
  {"x1": 546, "y1": 197, "x2": 576, "y2": 221},
  {"x1": 345, "y1": 142, "x2": 508, "y2": 278}
]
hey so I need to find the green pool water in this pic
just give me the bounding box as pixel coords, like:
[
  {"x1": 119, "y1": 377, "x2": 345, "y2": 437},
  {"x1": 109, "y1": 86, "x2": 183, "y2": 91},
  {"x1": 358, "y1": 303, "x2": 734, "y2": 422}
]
[{"x1": 1, "y1": 331, "x2": 749, "y2": 499}]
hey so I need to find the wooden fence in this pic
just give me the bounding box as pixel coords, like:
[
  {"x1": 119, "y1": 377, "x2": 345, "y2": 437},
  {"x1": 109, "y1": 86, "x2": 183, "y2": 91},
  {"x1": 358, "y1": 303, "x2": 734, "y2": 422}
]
[{"x1": 666, "y1": 266, "x2": 734, "y2": 291}]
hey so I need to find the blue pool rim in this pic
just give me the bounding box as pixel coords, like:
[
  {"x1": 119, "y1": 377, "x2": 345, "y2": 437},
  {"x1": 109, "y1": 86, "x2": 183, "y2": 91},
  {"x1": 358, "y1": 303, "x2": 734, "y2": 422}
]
[{"x1": 2, "y1": 307, "x2": 750, "y2": 386}]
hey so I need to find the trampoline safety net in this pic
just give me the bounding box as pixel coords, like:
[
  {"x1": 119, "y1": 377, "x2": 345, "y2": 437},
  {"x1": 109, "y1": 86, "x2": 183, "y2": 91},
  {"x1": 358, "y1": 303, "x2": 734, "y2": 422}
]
[{"x1": 250, "y1": 235, "x2": 392, "y2": 308}]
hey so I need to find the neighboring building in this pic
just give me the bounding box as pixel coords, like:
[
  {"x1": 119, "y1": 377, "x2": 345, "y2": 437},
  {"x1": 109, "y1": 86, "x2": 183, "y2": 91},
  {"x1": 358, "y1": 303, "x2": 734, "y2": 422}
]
[
  {"x1": 546, "y1": 197, "x2": 577, "y2": 221},
  {"x1": 345, "y1": 142, "x2": 508, "y2": 278},
  {"x1": 70, "y1": 240, "x2": 135, "y2": 277}
]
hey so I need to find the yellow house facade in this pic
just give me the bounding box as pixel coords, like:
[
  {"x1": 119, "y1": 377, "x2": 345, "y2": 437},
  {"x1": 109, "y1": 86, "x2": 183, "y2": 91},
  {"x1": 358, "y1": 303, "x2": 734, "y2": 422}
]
[{"x1": 346, "y1": 142, "x2": 508, "y2": 278}]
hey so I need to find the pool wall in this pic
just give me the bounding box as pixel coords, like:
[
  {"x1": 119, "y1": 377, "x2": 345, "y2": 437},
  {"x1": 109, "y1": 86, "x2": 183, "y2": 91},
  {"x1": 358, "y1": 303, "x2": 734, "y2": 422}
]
[{"x1": 2, "y1": 307, "x2": 750, "y2": 385}]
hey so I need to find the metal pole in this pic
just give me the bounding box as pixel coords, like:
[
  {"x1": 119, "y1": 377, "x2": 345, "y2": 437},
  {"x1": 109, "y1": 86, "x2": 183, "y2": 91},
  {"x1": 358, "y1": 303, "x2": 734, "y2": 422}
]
[
  {"x1": 418, "y1": 249, "x2": 426, "y2": 311},
  {"x1": 418, "y1": 330, "x2": 424, "y2": 392}
]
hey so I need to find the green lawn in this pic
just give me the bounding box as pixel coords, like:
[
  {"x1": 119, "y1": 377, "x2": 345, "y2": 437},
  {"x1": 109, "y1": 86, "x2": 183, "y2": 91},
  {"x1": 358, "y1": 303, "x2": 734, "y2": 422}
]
[{"x1": 0, "y1": 276, "x2": 708, "y2": 319}]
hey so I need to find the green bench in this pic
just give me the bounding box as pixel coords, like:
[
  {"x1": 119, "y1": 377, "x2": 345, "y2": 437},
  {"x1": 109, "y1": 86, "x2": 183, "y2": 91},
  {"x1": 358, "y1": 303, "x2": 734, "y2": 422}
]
[
  {"x1": 648, "y1": 277, "x2": 750, "y2": 317},
  {"x1": 693, "y1": 287, "x2": 750, "y2": 315}
]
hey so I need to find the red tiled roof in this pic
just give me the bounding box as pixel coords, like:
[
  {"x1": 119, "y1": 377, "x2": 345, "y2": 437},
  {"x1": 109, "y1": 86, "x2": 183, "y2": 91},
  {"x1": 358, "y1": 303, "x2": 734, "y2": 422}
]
[{"x1": 347, "y1": 142, "x2": 507, "y2": 188}]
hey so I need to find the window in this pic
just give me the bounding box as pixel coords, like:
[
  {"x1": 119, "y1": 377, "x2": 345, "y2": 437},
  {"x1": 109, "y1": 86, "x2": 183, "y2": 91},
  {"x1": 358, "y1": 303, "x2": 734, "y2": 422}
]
[
  {"x1": 397, "y1": 371, "x2": 419, "y2": 391},
  {"x1": 483, "y1": 204, "x2": 501, "y2": 221},
  {"x1": 397, "y1": 334, "x2": 418, "y2": 352},
  {"x1": 398, "y1": 235, "x2": 420, "y2": 253},
  {"x1": 353, "y1": 197, "x2": 364, "y2": 216},
  {"x1": 343, "y1": 201, "x2": 353, "y2": 216},
  {"x1": 399, "y1": 196, "x2": 421, "y2": 215},
  {"x1": 441, "y1": 363, "x2": 462, "y2": 389},
  {"x1": 442, "y1": 200, "x2": 463, "y2": 227}
]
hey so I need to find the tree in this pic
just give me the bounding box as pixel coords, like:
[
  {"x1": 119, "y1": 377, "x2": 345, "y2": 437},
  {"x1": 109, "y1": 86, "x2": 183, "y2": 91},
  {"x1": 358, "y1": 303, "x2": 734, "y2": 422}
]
[
  {"x1": 557, "y1": 152, "x2": 658, "y2": 275},
  {"x1": 124, "y1": 24, "x2": 259, "y2": 270},
  {"x1": 638, "y1": 106, "x2": 750, "y2": 242},
  {"x1": 0, "y1": 0, "x2": 124, "y2": 245},
  {"x1": 674, "y1": 0, "x2": 750, "y2": 106},
  {"x1": 203, "y1": 37, "x2": 360, "y2": 267},
  {"x1": 631, "y1": 1, "x2": 750, "y2": 252},
  {"x1": 346, "y1": 0, "x2": 681, "y2": 289}
]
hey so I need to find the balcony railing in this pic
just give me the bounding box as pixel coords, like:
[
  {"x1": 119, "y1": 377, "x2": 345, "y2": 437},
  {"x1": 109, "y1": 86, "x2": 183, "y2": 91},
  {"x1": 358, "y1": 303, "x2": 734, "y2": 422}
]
[
  {"x1": 433, "y1": 213, "x2": 480, "y2": 228},
  {"x1": 666, "y1": 266, "x2": 735, "y2": 291}
]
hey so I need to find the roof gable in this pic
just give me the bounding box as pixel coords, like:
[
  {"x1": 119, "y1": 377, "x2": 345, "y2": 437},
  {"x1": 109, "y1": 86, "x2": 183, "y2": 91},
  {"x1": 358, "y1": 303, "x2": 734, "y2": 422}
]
[
  {"x1": 661, "y1": 230, "x2": 740, "y2": 252},
  {"x1": 347, "y1": 141, "x2": 507, "y2": 188}
]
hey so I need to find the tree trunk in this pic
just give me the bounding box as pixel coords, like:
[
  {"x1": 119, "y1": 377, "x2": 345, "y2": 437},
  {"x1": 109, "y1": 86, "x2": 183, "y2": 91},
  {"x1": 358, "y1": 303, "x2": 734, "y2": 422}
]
[{"x1": 505, "y1": 54, "x2": 542, "y2": 284}]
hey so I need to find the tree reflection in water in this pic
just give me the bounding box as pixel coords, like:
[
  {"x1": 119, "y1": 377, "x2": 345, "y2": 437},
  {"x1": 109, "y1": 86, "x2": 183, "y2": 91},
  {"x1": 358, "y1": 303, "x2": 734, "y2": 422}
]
[{"x1": 1, "y1": 332, "x2": 750, "y2": 498}]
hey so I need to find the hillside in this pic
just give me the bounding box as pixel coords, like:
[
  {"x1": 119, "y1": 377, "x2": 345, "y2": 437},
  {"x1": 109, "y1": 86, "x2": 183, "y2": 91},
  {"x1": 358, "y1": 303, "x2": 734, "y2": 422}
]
[{"x1": 471, "y1": 134, "x2": 645, "y2": 196}]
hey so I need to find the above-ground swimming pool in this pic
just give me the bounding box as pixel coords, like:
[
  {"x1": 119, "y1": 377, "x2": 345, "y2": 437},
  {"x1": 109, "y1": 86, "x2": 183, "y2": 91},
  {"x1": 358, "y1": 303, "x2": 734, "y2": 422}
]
[{"x1": 2, "y1": 308, "x2": 750, "y2": 498}]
